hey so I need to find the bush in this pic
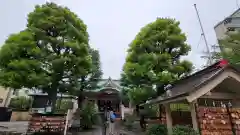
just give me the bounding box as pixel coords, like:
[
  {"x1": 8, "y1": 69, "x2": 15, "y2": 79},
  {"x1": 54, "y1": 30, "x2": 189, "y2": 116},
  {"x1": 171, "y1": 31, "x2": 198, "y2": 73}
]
[
  {"x1": 79, "y1": 102, "x2": 97, "y2": 130},
  {"x1": 55, "y1": 99, "x2": 73, "y2": 113},
  {"x1": 146, "y1": 125, "x2": 198, "y2": 135},
  {"x1": 144, "y1": 104, "x2": 158, "y2": 117},
  {"x1": 173, "y1": 125, "x2": 199, "y2": 135},
  {"x1": 9, "y1": 96, "x2": 32, "y2": 111},
  {"x1": 146, "y1": 124, "x2": 167, "y2": 135},
  {"x1": 123, "y1": 114, "x2": 136, "y2": 130}
]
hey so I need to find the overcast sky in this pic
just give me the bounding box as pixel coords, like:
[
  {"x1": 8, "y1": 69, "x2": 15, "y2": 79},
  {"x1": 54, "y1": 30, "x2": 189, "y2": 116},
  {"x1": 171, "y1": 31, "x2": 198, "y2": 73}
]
[{"x1": 0, "y1": 0, "x2": 238, "y2": 79}]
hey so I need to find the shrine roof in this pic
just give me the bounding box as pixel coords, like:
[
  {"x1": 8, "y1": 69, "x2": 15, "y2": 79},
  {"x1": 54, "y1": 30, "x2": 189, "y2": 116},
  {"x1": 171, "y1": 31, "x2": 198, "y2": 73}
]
[
  {"x1": 143, "y1": 59, "x2": 237, "y2": 105},
  {"x1": 28, "y1": 77, "x2": 121, "y2": 96},
  {"x1": 86, "y1": 77, "x2": 121, "y2": 92},
  {"x1": 98, "y1": 77, "x2": 120, "y2": 88}
]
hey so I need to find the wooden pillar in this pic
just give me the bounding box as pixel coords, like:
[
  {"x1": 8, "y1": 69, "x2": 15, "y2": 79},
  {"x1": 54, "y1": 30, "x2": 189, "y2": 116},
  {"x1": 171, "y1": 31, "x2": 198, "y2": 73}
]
[
  {"x1": 120, "y1": 104, "x2": 124, "y2": 120},
  {"x1": 190, "y1": 101, "x2": 199, "y2": 131},
  {"x1": 164, "y1": 103, "x2": 172, "y2": 135}
]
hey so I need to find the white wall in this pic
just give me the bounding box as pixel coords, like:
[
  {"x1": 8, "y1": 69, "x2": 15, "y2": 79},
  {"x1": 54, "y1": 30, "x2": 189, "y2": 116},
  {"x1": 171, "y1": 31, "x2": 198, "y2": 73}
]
[
  {"x1": 0, "y1": 87, "x2": 12, "y2": 107},
  {"x1": 214, "y1": 22, "x2": 227, "y2": 40}
]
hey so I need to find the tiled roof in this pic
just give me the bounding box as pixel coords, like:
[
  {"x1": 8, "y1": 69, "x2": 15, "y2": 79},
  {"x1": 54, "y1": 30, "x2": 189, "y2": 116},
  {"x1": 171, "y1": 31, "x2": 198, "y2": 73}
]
[
  {"x1": 98, "y1": 78, "x2": 120, "y2": 88},
  {"x1": 28, "y1": 93, "x2": 76, "y2": 99},
  {"x1": 87, "y1": 77, "x2": 121, "y2": 92},
  {"x1": 28, "y1": 77, "x2": 121, "y2": 95},
  {"x1": 144, "y1": 60, "x2": 232, "y2": 105},
  {"x1": 166, "y1": 60, "x2": 227, "y2": 98}
]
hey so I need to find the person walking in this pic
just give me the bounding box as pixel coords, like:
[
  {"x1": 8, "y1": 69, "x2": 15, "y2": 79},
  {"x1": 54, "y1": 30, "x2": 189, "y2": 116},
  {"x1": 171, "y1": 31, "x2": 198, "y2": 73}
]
[
  {"x1": 108, "y1": 109, "x2": 116, "y2": 135},
  {"x1": 139, "y1": 106, "x2": 147, "y2": 131}
]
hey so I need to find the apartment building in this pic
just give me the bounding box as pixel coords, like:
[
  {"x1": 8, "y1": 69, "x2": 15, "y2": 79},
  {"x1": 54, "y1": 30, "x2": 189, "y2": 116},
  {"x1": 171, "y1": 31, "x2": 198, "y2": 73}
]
[{"x1": 214, "y1": 8, "x2": 240, "y2": 40}]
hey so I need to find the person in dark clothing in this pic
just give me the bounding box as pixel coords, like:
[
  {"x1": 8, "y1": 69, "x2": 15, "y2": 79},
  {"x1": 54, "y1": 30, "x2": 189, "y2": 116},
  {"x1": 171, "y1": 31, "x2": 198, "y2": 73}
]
[{"x1": 139, "y1": 106, "x2": 146, "y2": 131}]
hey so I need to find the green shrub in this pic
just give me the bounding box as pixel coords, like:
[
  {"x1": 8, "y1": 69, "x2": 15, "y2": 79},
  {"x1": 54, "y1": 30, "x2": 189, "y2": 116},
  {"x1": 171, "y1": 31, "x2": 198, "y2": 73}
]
[
  {"x1": 144, "y1": 104, "x2": 158, "y2": 117},
  {"x1": 173, "y1": 125, "x2": 199, "y2": 135},
  {"x1": 146, "y1": 124, "x2": 198, "y2": 135},
  {"x1": 146, "y1": 124, "x2": 167, "y2": 135},
  {"x1": 80, "y1": 102, "x2": 97, "y2": 129},
  {"x1": 55, "y1": 99, "x2": 73, "y2": 113},
  {"x1": 9, "y1": 96, "x2": 32, "y2": 111},
  {"x1": 123, "y1": 114, "x2": 136, "y2": 130}
]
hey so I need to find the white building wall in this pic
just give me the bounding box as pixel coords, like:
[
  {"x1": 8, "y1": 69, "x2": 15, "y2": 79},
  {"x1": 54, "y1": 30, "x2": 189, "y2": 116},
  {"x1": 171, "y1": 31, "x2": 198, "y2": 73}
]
[
  {"x1": 0, "y1": 87, "x2": 13, "y2": 107},
  {"x1": 214, "y1": 10, "x2": 240, "y2": 41},
  {"x1": 214, "y1": 22, "x2": 227, "y2": 40}
]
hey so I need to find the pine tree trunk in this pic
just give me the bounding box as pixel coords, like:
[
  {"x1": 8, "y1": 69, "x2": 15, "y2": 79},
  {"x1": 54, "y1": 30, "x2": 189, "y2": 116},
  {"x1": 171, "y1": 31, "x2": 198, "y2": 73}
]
[
  {"x1": 156, "y1": 85, "x2": 164, "y2": 123},
  {"x1": 51, "y1": 95, "x2": 57, "y2": 112},
  {"x1": 48, "y1": 92, "x2": 57, "y2": 113},
  {"x1": 78, "y1": 76, "x2": 86, "y2": 109},
  {"x1": 77, "y1": 92, "x2": 84, "y2": 109}
]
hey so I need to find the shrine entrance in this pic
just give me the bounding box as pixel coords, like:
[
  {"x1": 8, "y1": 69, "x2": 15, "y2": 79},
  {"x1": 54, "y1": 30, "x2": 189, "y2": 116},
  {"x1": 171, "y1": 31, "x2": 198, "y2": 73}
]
[
  {"x1": 97, "y1": 99, "x2": 120, "y2": 112},
  {"x1": 97, "y1": 89, "x2": 121, "y2": 114}
]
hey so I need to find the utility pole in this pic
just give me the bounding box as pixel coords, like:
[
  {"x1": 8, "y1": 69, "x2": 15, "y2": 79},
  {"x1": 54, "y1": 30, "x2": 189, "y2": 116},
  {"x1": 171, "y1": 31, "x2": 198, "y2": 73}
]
[
  {"x1": 236, "y1": 0, "x2": 240, "y2": 9},
  {"x1": 194, "y1": 4, "x2": 213, "y2": 65}
]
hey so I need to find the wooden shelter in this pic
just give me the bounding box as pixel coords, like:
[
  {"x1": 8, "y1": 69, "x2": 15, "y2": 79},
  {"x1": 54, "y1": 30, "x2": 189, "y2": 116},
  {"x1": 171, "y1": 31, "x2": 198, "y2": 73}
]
[
  {"x1": 29, "y1": 93, "x2": 76, "y2": 113},
  {"x1": 145, "y1": 60, "x2": 240, "y2": 135}
]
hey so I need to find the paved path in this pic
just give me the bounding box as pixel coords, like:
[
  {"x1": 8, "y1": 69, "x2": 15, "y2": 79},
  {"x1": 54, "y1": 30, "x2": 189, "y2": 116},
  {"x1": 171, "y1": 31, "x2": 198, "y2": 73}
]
[
  {"x1": 71, "y1": 128, "x2": 102, "y2": 135},
  {"x1": 0, "y1": 121, "x2": 28, "y2": 133}
]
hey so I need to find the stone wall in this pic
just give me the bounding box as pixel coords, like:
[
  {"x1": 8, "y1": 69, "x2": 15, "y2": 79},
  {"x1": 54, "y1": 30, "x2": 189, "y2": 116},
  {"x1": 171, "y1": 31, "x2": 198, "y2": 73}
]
[{"x1": 10, "y1": 111, "x2": 31, "y2": 121}]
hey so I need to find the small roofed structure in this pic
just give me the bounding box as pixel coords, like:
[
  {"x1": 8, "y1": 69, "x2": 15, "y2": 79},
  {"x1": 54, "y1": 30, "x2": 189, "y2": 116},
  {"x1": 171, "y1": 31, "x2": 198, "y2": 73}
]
[
  {"x1": 143, "y1": 60, "x2": 240, "y2": 135},
  {"x1": 29, "y1": 93, "x2": 76, "y2": 113}
]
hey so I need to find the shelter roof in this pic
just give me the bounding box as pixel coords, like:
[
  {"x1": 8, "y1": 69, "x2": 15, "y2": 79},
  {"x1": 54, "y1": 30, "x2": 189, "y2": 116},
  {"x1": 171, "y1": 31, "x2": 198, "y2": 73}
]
[
  {"x1": 143, "y1": 60, "x2": 238, "y2": 105},
  {"x1": 28, "y1": 93, "x2": 76, "y2": 99}
]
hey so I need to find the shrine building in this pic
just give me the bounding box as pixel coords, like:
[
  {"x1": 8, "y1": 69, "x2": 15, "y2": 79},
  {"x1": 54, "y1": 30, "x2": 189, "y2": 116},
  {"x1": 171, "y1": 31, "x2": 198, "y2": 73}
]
[
  {"x1": 83, "y1": 77, "x2": 127, "y2": 116},
  {"x1": 29, "y1": 77, "x2": 130, "y2": 118}
]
